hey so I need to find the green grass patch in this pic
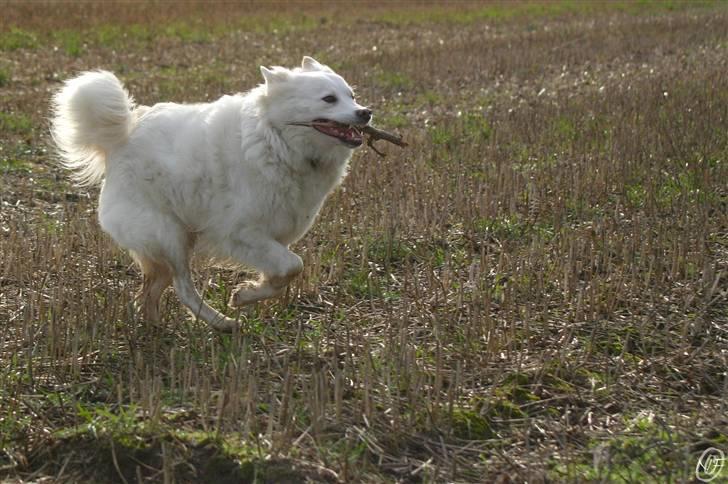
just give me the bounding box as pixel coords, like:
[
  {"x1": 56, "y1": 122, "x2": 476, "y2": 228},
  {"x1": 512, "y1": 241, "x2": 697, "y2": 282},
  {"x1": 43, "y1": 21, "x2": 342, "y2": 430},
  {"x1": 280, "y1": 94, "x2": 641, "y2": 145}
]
[
  {"x1": 0, "y1": 158, "x2": 32, "y2": 173},
  {"x1": 346, "y1": 268, "x2": 382, "y2": 299},
  {"x1": 461, "y1": 112, "x2": 492, "y2": 141},
  {"x1": 375, "y1": 71, "x2": 413, "y2": 91},
  {"x1": 162, "y1": 21, "x2": 211, "y2": 43},
  {"x1": 0, "y1": 67, "x2": 9, "y2": 87},
  {"x1": 473, "y1": 216, "x2": 555, "y2": 244},
  {"x1": 495, "y1": 372, "x2": 540, "y2": 405},
  {"x1": 450, "y1": 408, "x2": 495, "y2": 440},
  {"x1": 1, "y1": 14, "x2": 319, "y2": 53},
  {"x1": 49, "y1": 421, "x2": 296, "y2": 483},
  {"x1": 366, "y1": 235, "x2": 417, "y2": 268},
  {"x1": 379, "y1": 112, "x2": 408, "y2": 129},
  {"x1": 2, "y1": 1, "x2": 722, "y2": 54},
  {"x1": 626, "y1": 182, "x2": 647, "y2": 207},
  {"x1": 0, "y1": 112, "x2": 33, "y2": 134},
  {"x1": 417, "y1": 90, "x2": 443, "y2": 106},
  {"x1": 428, "y1": 112, "x2": 492, "y2": 158},
  {"x1": 549, "y1": 413, "x2": 698, "y2": 482},
  {"x1": 52, "y1": 30, "x2": 84, "y2": 57},
  {"x1": 429, "y1": 124, "x2": 454, "y2": 148},
  {"x1": 553, "y1": 115, "x2": 577, "y2": 143},
  {"x1": 372, "y1": 0, "x2": 720, "y2": 26},
  {"x1": 0, "y1": 28, "x2": 38, "y2": 51}
]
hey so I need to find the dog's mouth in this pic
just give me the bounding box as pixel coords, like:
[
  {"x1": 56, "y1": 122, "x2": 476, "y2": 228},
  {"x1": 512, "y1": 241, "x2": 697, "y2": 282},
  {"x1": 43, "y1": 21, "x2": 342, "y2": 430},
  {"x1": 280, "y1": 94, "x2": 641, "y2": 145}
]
[{"x1": 310, "y1": 119, "x2": 364, "y2": 147}]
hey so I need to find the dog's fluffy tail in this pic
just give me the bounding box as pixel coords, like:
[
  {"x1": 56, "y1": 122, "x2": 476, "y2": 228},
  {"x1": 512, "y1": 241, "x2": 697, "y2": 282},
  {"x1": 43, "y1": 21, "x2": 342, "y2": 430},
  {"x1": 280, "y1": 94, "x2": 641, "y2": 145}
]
[{"x1": 51, "y1": 70, "x2": 134, "y2": 186}]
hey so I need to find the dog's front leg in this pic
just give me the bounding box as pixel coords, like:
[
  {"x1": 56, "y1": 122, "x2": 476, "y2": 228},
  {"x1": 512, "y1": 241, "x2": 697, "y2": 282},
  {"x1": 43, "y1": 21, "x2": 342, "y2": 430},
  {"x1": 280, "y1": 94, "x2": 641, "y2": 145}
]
[{"x1": 228, "y1": 235, "x2": 303, "y2": 307}]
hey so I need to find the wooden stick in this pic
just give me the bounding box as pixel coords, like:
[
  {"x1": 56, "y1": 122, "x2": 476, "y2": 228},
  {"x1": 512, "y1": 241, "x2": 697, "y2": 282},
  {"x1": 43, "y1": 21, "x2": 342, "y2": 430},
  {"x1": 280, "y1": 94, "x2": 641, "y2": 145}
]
[
  {"x1": 288, "y1": 122, "x2": 407, "y2": 157},
  {"x1": 361, "y1": 125, "x2": 407, "y2": 157},
  {"x1": 361, "y1": 125, "x2": 407, "y2": 148}
]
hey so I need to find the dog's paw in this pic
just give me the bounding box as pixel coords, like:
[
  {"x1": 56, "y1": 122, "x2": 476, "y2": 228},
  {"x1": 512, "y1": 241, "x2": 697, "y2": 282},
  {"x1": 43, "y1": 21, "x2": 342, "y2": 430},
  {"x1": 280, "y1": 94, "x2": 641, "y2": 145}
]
[
  {"x1": 229, "y1": 280, "x2": 285, "y2": 307},
  {"x1": 132, "y1": 295, "x2": 161, "y2": 323},
  {"x1": 209, "y1": 317, "x2": 240, "y2": 332},
  {"x1": 229, "y1": 281, "x2": 261, "y2": 307}
]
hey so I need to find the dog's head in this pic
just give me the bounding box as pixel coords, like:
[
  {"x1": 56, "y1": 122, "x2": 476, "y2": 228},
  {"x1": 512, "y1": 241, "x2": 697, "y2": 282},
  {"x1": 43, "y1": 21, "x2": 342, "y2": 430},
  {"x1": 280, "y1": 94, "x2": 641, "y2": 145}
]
[{"x1": 259, "y1": 57, "x2": 372, "y2": 149}]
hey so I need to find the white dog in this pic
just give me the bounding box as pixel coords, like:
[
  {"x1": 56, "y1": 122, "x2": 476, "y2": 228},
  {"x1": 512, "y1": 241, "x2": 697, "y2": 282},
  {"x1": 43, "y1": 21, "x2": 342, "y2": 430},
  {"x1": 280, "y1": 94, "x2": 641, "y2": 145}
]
[{"x1": 51, "y1": 57, "x2": 372, "y2": 331}]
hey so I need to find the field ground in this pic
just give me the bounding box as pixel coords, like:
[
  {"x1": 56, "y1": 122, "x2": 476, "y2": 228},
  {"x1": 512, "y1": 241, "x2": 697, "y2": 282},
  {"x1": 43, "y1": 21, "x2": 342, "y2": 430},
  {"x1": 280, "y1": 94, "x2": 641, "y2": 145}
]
[{"x1": 1, "y1": 1, "x2": 727, "y2": 482}]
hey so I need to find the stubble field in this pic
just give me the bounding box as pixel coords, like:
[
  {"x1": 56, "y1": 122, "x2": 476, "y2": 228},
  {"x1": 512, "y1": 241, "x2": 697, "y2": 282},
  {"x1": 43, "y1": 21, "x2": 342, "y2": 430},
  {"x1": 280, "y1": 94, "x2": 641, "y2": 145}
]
[{"x1": 1, "y1": 1, "x2": 727, "y2": 482}]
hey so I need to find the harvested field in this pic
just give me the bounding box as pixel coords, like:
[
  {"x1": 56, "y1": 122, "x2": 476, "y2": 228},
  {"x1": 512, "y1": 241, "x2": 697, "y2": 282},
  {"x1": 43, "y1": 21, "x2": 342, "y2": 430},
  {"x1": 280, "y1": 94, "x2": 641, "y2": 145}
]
[{"x1": 1, "y1": 1, "x2": 727, "y2": 482}]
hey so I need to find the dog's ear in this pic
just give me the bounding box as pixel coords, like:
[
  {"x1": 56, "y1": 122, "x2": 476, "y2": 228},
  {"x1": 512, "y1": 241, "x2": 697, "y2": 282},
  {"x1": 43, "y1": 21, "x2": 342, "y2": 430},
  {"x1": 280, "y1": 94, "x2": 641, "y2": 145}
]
[
  {"x1": 301, "y1": 56, "x2": 323, "y2": 71},
  {"x1": 301, "y1": 56, "x2": 333, "y2": 73},
  {"x1": 260, "y1": 66, "x2": 289, "y2": 85}
]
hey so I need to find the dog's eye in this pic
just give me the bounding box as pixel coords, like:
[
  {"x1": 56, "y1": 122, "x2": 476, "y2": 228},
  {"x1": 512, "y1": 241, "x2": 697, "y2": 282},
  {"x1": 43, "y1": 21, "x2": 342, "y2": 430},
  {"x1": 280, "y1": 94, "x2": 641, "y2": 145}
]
[{"x1": 322, "y1": 95, "x2": 337, "y2": 103}]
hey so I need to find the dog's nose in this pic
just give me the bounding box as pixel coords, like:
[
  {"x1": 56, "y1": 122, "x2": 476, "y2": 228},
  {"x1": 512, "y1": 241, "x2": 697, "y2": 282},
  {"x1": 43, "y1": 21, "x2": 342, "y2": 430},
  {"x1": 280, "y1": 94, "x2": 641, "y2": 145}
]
[{"x1": 356, "y1": 108, "x2": 372, "y2": 123}]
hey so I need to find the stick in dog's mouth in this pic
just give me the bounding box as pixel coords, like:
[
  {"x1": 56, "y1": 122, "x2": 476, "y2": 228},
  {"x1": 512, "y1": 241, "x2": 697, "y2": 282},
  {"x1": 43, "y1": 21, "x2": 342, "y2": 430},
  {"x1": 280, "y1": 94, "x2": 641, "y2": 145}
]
[
  {"x1": 289, "y1": 119, "x2": 363, "y2": 147},
  {"x1": 315, "y1": 119, "x2": 363, "y2": 147},
  {"x1": 289, "y1": 121, "x2": 407, "y2": 156}
]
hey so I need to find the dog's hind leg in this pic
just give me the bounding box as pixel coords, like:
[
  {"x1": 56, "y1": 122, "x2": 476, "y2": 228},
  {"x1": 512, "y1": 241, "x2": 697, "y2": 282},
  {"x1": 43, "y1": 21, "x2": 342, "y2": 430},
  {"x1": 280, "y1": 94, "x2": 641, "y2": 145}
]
[
  {"x1": 133, "y1": 251, "x2": 238, "y2": 331},
  {"x1": 100, "y1": 193, "x2": 238, "y2": 331},
  {"x1": 147, "y1": 234, "x2": 240, "y2": 331},
  {"x1": 131, "y1": 252, "x2": 172, "y2": 323},
  {"x1": 172, "y1": 264, "x2": 240, "y2": 332}
]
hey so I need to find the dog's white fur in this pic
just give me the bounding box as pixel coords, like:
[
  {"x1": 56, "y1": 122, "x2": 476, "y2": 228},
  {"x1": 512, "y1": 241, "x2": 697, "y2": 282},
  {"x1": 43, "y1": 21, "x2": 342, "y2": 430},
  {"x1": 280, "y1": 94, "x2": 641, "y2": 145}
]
[{"x1": 51, "y1": 57, "x2": 370, "y2": 330}]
